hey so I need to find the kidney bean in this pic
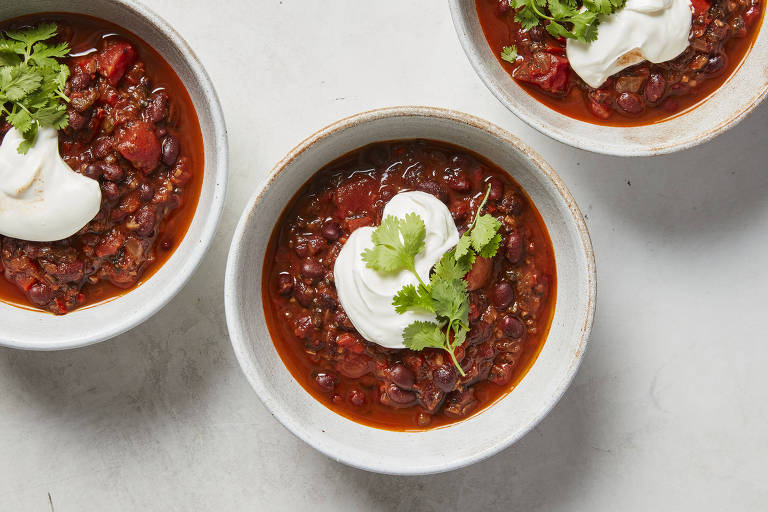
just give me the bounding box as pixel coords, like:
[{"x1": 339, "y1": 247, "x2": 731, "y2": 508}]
[
  {"x1": 146, "y1": 91, "x2": 169, "y2": 123},
  {"x1": 505, "y1": 229, "x2": 524, "y2": 264},
  {"x1": 321, "y1": 221, "x2": 341, "y2": 241},
  {"x1": 161, "y1": 135, "x2": 180, "y2": 166},
  {"x1": 433, "y1": 364, "x2": 458, "y2": 393},
  {"x1": 644, "y1": 73, "x2": 666, "y2": 103},
  {"x1": 314, "y1": 372, "x2": 337, "y2": 392},
  {"x1": 499, "y1": 191, "x2": 525, "y2": 215},
  {"x1": 389, "y1": 363, "x2": 415, "y2": 390},
  {"x1": 616, "y1": 92, "x2": 644, "y2": 114},
  {"x1": 68, "y1": 71, "x2": 92, "y2": 90},
  {"x1": 300, "y1": 258, "x2": 324, "y2": 280},
  {"x1": 277, "y1": 274, "x2": 294, "y2": 296},
  {"x1": 492, "y1": 282, "x2": 514, "y2": 309},
  {"x1": 334, "y1": 310, "x2": 355, "y2": 331}
]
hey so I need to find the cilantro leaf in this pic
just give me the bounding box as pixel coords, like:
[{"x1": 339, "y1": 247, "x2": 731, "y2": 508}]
[
  {"x1": 433, "y1": 251, "x2": 472, "y2": 283},
  {"x1": 507, "y1": 0, "x2": 625, "y2": 44},
  {"x1": 393, "y1": 283, "x2": 434, "y2": 314},
  {"x1": 470, "y1": 214, "x2": 502, "y2": 253},
  {"x1": 500, "y1": 45, "x2": 518, "y2": 64},
  {"x1": 403, "y1": 321, "x2": 445, "y2": 351},
  {"x1": 431, "y1": 278, "x2": 469, "y2": 327},
  {"x1": 478, "y1": 233, "x2": 503, "y2": 259},
  {"x1": 0, "y1": 24, "x2": 70, "y2": 153},
  {"x1": 362, "y1": 213, "x2": 426, "y2": 275}
]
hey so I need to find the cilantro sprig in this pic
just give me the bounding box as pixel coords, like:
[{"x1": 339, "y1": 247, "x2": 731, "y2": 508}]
[
  {"x1": 363, "y1": 186, "x2": 502, "y2": 376},
  {"x1": 0, "y1": 23, "x2": 70, "y2": 154},
  {"x1": 506, "y1": 0, "x2": 626, "y2": 46}
]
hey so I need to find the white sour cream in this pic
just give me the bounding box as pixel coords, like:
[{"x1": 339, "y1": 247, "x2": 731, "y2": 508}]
[
  {"x1": 566, "y1": 0, "x2": 693, "y2": 88},
  {"x1": 334, "y1": 191, "x2": 459, "y2": 349},
  {"x1": 0, "y1": 126, "x2": 102, "y2": 242}
]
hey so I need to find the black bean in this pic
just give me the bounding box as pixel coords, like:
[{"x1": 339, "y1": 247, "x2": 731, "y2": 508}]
[
  {"x1": 101, "y1": 163, "x2": 124, "y2": 182},
  {"x1": 705, "y1": 54, "x2": 726, "y2": 74},
  {"x1": 433, "y1": 364, "x2": 458, "y2": 393},
  {"x1": 101, "y1": 181, "x2": 120, "y2": 201},
  {"x1": 616, "y1": 92, "x2": 644, "y2": 115},
  {"x1": 146, "y1": 91, "x2": 169, "y2": 123},
  {"x1": 644, "y1": 73, "x2": 666, "y2": 103},
  {"x1": 138, "y1": 182, "x2": 154, "y2": 201},
  {"x1": 27, "y1": 282, "x2": 53, "y2": 305},
  {"x1": 68, "y1": 72, "x2": 92, "y2": 91},
  {"x1": 300, "y1": 259, "x2": 324, "y2": 279},
  {"x1": 500, "y1": 315, "x2": 524, "y2": 338},
  {"x1": 385, "y1": 383, "x2": 416, "y2": 405},
  {"x1": 321, "y1": 221, "x2": 341, "y2": 241},
  {"x1": 315, "y1": 372, "x2": 337, "y2": 392},
  {"x1": 487, "y1": 177, "x2": 504, "y2": 201},
  {"x1": 348, "y1": 389, "x2": 366, "y2": 407},
  {"x1": 82, "y1": 163, "x2": 103, "y2": 180},
  {"x1": 492, "y1": 282, "x2": 514, "y2": 310},
  {"x1": 277, "y1": 274, "x2": 294, "y2": 296},
  {"x1": 67, "y1": 109, "x2": 89, "y2": 131},
  {"x1": 161, "y1": 135, "x2": 180, "y2": 166},
  {"x1": 134, "y1": 206, "x2": 156, "y2": 236},
  {"x1": 293, "y1": 280, "x2": 315, "y2": 307},
  {"x1": 505, "y1": 230, "x2": 524, "y2": 264},
  {"x1": 389, "y1": 363, "x2": 415, "y2": 390}
]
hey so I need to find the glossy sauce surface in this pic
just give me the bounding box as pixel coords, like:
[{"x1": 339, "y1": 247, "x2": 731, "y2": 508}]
[
  {"x1": 263, "y1": 140, "x2": 556, "y2": 431},
  {"x1": 0, "y1": 13, "x2": 203, "y2": 313}
]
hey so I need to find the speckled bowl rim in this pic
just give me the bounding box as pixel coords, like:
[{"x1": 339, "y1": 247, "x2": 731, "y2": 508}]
[
  {"x1": 0, "y1": 0, "x2": 228, "y2": 350},
  {"x1": 448, "y1": 0, "x2": 768, "y2": 156},
  {"x1": 225, "y1": 106, "x2": 596, "y2": 475}
]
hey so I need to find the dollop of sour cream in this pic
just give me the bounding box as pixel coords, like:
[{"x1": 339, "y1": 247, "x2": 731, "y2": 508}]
[
  {"x1": 566, "y1": 0, "x2": 693, "y2": 88},
  {"x1": 0, "y1": 126, "x2": 101, "y2": 242},
  {"x1": 334, "y1": 191, "x2": 459, "y2": 349}
]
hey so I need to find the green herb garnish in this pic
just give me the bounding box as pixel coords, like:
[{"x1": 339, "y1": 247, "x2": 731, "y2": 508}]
[
  {"x1": 501, "y1": 45, "x2": 518, "y2": 63},
  {"x1": 363, "y1": 186, "x2": 501, "y2": 376},
  {"x1": 0, "y1": 23, "x2": 70, "y2": 154},
  {"x1": 506, "y1": 0, "x2": 626, "y2": 45}
]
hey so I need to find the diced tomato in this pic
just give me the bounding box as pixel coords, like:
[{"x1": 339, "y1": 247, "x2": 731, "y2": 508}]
[
  {"x1": 97, "y1": 41, "x2": 136, "y2": 86},
  {"x1": 116, "y1": 122, "x2": 161, "y2": 172},
  {"x1": 690, "y1": 0, "x2": 710, "y2": 14},
  {"x1": 336, "y1": 333, "x2": 365, "y2": 354},
  {"x1": 513, "y1": 53, "x2": 571, "y2": 96},
  {"x1": 72, "y1": 54, "x2": 97, "y2": 74},
  {"x1": 333, "y1": 175, "x2": 378, "y2": 215}
]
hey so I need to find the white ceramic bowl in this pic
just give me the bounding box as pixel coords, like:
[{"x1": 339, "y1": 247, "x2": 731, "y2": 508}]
[
  {"x1": 0, "y1": 0, "x2": 228, "y2": 350},
  {"x1": 225, "y1": 107, "x2": 596, "y2": 475},
  {"x1": 449, "y1": 0, "x2": 768, "y2": 156}
]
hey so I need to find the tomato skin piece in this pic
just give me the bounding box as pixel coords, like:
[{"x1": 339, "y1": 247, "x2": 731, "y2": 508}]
[{"x1": 97, "y1": 41, "x2": 136, "y2": 86}]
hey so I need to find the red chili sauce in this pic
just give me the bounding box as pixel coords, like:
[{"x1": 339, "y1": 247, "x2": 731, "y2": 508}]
[
  {"x1": 263, "y1": 140, "x2": 557, "y2": 430},
  {"x1": 477, "y1": 0, "x2": 764, "y2": 126},
  {"x1": 0, "y1": 13, "x2": 203, "y2": 314}
]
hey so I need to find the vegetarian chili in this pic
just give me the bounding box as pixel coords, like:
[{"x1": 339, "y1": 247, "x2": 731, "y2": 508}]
[
  {"x1": 0, "y1": 13, "x2": 203, "y2": 314},
  {"x1": 263, "y1": 140, "x2": 556, "y2": 430},
  {"x1": 477, "y1": 0, "x2": 764, "y2": 125}
]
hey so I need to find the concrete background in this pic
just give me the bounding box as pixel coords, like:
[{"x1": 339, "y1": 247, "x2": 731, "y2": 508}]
[{"x1": 1, "y1": 1, "x2": 766, "y2": 510}]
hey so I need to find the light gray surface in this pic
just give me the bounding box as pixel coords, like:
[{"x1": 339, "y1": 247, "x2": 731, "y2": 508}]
[{"x1": 0, "y1": 0, "x2": 766, "y2": 510}]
